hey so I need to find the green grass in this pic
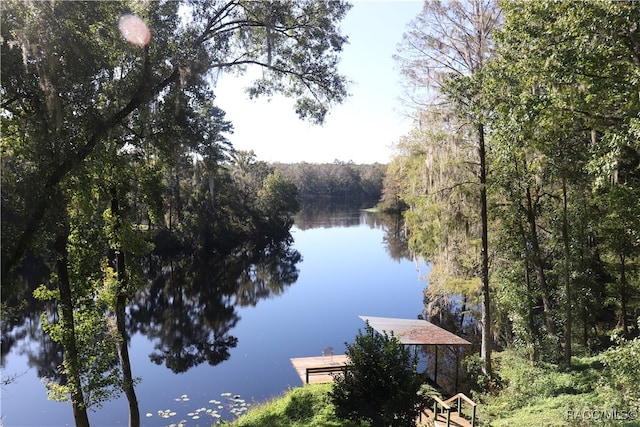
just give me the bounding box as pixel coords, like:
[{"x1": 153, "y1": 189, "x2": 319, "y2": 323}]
[
  {"x1": 228, "y1": 383, "x2": 362, "y2": 427},
  {"x1": 477, "y1": 350, "x2": 640, "y2": 426}
]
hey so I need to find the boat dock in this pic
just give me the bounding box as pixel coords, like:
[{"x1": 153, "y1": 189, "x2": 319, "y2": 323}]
[
  {"x1": 289, "y1": 316, "x2": 476, "y2": 426},
  {"x1": 289, "y1": 354, "x2": 349, "y2": 384}
]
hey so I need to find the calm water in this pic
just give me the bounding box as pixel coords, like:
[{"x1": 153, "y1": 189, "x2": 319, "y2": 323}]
[{"x1": 1, "y1": 210, "x2": 428, "y2": 426}]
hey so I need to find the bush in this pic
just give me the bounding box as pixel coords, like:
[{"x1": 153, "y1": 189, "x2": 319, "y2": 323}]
[
  {"x1": 600, "y1": 335, "x2": 640, "y2": 407},
  {"x1": 330, "y1": 323, "x2": 427, "y2": 427}
]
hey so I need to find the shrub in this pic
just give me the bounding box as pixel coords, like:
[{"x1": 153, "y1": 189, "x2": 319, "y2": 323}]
[
  {"x1": 599, "y1": 335, "x2": 640, "y2": 407},
  {"x1": 330, "y1": 323, "x2": 427, "y2": 427}
]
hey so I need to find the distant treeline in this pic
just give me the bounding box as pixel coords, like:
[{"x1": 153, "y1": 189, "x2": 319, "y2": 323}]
[{"x1": 273, "y1": 161, "x2": 387, "y2": 207}]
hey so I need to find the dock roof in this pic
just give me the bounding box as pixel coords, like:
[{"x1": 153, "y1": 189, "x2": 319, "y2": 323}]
[{"x1": 359, "y1": 316, "x2": 471, "y2": 346}]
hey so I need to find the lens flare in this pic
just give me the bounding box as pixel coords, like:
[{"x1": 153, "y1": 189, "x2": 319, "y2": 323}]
[{"x1": 119, "y1": 14, "x2": 151, "y2": 47}]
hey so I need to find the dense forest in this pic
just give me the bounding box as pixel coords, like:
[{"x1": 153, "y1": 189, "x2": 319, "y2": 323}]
[
  {"x1": 274, "y1": 161, "x2": 386, "y2": 206},
  {"x1": 381, "y1": 0, "x2": 640, "y2": 385}
]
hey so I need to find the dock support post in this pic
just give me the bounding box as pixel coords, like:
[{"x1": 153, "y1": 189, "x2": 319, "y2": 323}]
[
  {"x1": 455, "y1": 346, "x2": 459, "y2": 392},
  {"x1": 434, "y1": 345, "x2": 438, "y2": 385}
]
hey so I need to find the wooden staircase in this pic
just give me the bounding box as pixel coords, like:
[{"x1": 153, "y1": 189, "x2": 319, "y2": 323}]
[{"x1": 417, "y1": 393, "x2": 476, "y2": 427}]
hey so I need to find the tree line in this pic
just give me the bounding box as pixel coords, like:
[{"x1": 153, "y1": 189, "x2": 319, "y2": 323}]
[
  {"x1": 274, "y1": 161, "x2": 386, "y2": 206},
  {"x1": 1, "y1": 1, "x2": 350, "y2": 426},
  {"x1": 382, "y1": 0, "x2": 640, "y2": 380}
]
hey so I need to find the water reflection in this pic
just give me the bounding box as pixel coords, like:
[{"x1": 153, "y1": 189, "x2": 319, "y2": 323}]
[
  {"x1": 3, "y1": 207, "x2": 412, "y2": 377},
  {"x1": 2, "y1": 208, "x2": 427, "y2": 426},
  {"x1": 25, "y1": 305, "x2": 65, "y2": 381},
  {"x1": 1, "y1": 252, "x2": 52, "y2": 363},
  {"x1": 2, "y1": 235, "x2": 300, "y2": 385},
  {"x1": 294, "y1": 202, "x2": 411, "y2": 262},
  {"x1": 5, "y1": 303, "x2": 65, "y2": 382},
  {"x1": 293, "y1": 199, "x2": 380, "y2": 229},
  {"x1": 381, "y1": 212, "x2": 411, "y2": 261},
  {"x1": 129, "y1": 239, "x2": 301, "y2": 373},
  {"x1": 294, "y1": 206, "x2": 366, "y2": 229}
]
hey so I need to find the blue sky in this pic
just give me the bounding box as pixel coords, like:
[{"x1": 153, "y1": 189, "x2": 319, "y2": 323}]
[{"x1": 214, "y1": 1, "x2": 423, "y2": 164}]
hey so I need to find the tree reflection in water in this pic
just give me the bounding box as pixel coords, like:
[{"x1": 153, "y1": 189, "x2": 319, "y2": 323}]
[
  {"x1": 1, "y1": 209, "x2": 412, "y2": 380},
  {"x1": 1, "y1": 208, "x2": 426, "y2": 424},
  {"x1": 129, "y1": 238, "x2": 301, "y2": 374}
]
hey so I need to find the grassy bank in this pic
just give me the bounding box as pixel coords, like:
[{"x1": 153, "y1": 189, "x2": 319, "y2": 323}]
[
  {"x1": 229, "y1": 348, "x2": 639, "y2": 426},
  {"x1": 228, "y1": 383, "x2": 361, "y2": 427},
  {"x1": 477, "y1": 348, "x2": 640, "y2": 426},
  {"x1": 477, "y1": 351, "x2": 609, "y2": 426}
]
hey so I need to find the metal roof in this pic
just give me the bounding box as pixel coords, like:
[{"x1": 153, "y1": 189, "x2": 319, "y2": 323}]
[{"x1": 359, "y1": 316, "x2": 471, "y2": 346}]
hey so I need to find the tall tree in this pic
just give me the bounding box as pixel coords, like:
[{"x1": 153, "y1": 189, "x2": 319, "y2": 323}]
[
  {"x1": 392, "y1": 123, "x2": 484, "y2": 342},
  {"x1": 395, "y1": 0, "x2": 501, "y2": 377}
]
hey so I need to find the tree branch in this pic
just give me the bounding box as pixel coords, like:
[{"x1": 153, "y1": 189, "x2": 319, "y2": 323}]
[{"x1": 3, "y1": 66, "x2": 180, "y2": 279}]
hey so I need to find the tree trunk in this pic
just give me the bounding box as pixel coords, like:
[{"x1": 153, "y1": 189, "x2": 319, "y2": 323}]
[
  {"x1": 524, "y1": 259, "x2": 538, "y2": 362},
  {"x1": 620, "y1": 254, "x2": 629, "y2": 336},
  {"x1": 561, "y1": 174, "x2": 572, "y2": 366},
  {"x1": 115, "y1": 253, "x2": 140, "y2": 427},
  {"x1": 208, "y1": 173, "x2": 216, "y2": 209},
  {"x1": 111, "y1": 190, "x2": 140, "y2": 427},
  {"x1": 459, "y1": 296, "x2": 467, "y2": 334},
  {"x1": 55, "y1": 232, "x2": 91, "y2": 427},
  {"x1": 478, "y1": 123, "x2": 492, "y2": 378},
  {"x1": 582, "y1": 305, "x2": 589, "y2": 352},
  {"x1": 525, "y1": 185, "x2": 556, "y2": 337}
]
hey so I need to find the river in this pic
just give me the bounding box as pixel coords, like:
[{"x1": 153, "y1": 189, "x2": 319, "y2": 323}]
[{"x1": 1, "y1": 209, "x2": 428, "y2": 426}]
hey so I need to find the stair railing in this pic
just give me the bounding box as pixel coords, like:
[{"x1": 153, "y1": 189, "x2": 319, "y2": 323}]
[
  {"x1": 430, "y1": 396, "x2": 452, "y2": 426},
  {"x1": 443, "y1": 393, "x2": 477, "y2": 427}
]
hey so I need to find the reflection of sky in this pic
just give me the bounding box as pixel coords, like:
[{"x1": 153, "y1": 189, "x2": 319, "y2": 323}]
[{"x1": 1, "y1": 212, "x2": 428, "y2": 426}]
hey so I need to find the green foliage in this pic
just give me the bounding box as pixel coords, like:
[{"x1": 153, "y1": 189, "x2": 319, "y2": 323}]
[
  {"x1": 259, "y1": 171, "x2": 300, "y2": 216},
  {"x1": 256, "y1": 171, "x2": 300, "y2": 240},
  {"x1": 377, "y1": 161, "x2": 409, "y2": 214},
  {"x1": 391, "y1": 0, "x2": 640, "y2": 370},
  {"x1": 274, "y1": 162, "x2": 386, "y2": 205},
  {"x1": 486, "y1": 0, "x2": 640, "y2": 359},
  {"x1": 395, "y1": 2, "x2": 501, "y2": 379},
  {"x1": 330, "y1": 324, "x2": 426, "y2": 427},
  {"x1": 478, "y1": 348, "x2": 640, "y2": 427},
  {"x1": 33, "y1": 284, "x2": 60, "y2": 302},
  {"x1": 2, "y1": 0, "x2": 351, "y2": 279},
  {"x1": 599, "y1": 333, "x2": 640, "y2": 407},
  {"x1": 417, "y1": 383, "x2": 442, "y2": 409},
  {"x1": 34, "y1": 269, "x2": 123, "y2": 410}
]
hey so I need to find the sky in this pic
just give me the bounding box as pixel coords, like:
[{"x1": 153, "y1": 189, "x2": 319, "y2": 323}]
[{"x1": 213, "y1": 1, "x2": 424, "y2": 164}]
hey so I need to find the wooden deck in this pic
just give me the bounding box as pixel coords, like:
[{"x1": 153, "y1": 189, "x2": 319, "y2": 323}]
[{"x1": 290, "y1": 354, "x2": 349, "y2": 384}]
